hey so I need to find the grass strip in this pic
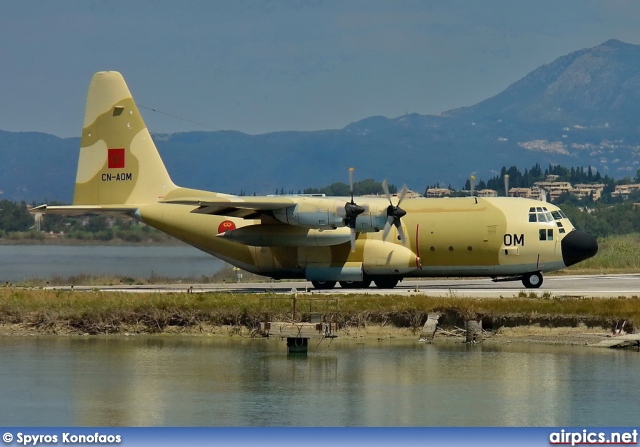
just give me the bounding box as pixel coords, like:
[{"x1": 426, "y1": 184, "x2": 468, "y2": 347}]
[{"x1": 0, "y1": 288, "x2": 637, "y2": 336}]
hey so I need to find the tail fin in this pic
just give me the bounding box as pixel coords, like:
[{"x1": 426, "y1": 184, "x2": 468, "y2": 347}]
[{"x1": 73, "y1": 71, "x2": 177, "y2": 205}]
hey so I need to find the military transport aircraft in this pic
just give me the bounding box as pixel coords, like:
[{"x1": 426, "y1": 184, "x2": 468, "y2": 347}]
[{"x1": 34, "y1": 71, "x2": 598, "y2": 289}]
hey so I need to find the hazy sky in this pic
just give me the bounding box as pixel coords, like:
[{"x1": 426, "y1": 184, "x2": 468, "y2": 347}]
[{"x1": 2, "y1": 0, "x2": 640, "y2": 137}]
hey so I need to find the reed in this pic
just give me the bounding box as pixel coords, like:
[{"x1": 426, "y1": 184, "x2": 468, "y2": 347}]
[{"x1": 1, "y1": 288, "x2": 637, "y2": 335}]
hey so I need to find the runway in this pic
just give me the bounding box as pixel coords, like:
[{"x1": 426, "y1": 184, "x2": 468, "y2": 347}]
[{"x1": 51, "y1": 274, "x2": 640, "y2": 298}]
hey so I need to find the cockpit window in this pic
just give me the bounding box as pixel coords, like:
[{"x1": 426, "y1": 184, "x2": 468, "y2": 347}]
[{"x1": 529, "y1": 209, "x2": 562, "y2": 224}]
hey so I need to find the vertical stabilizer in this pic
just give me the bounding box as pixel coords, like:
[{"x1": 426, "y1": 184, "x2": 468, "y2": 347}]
[{"x1": 73, "y1": 71, "x2": 177, "y2": 205}]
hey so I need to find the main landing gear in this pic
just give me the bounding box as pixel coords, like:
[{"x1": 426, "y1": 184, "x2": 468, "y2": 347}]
[
  {"x1": 311, "y1": 280, "x2": 336, "y2": 290},
  {"x1": 311, "y1": 278, "x2": 400, "y2": 290},
  {"x1": 491, "y1": 271, "x2": 543, "y2": 289},
  {"x1": 339, "y1": 280, "x2": 372, "y2": 289}
]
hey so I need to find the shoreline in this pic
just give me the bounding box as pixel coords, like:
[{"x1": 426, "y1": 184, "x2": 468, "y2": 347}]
[
  {"x1": 0, "y1": 284, "x2": 636, "y2": 347},
  {"x1": 0, "y1": 319, "x2": 619, "y2": 347}
]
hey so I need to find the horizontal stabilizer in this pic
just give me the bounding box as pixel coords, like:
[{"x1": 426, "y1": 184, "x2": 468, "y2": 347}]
[{"x1": 31, "y1": 204, "x2": 138, "y2": 217}]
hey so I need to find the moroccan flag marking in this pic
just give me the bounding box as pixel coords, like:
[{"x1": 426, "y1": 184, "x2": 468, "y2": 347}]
[
  {"x1": 217, "y1": 220, "x2": 236, "y2": 234},
  {"x1": 108, "y1": 148, "x2": 125, "y2": 169}
]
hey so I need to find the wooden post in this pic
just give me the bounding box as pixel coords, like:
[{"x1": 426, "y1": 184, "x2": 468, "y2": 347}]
[{"x1": 465, "y1": 319, "x2": 482, "y2": 343}]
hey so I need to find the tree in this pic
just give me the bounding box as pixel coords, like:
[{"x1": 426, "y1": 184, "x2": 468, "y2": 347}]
[{"x1": 0, "y1": 200, "x2": 32, "y2": 232}]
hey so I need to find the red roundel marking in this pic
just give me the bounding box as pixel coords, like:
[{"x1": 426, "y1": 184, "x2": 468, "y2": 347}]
[{"x1": 217, "y1": 220, "x2": 236, "y2": 234}]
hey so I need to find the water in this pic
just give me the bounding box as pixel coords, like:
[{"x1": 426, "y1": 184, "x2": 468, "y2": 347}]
[
  {"x1": 0, "y1": 337, "x2": 637, "y2": 426},
  {"x1": 0, "y1": 245, "x2": 225, "y2": 282}
]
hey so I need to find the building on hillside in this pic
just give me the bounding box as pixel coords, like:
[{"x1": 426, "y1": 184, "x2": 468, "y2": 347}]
[
  {"x1": 573, "y1": 183, "x2": 605, "y2": 201},
  {"x1": 533, "y1": 181, "x2": 572, "y2": 201},
  {"x1": 477, "y1": 189, "x2": 498, "y2": 197},
  {"x1": 611, "y1": 184, "x2": 640, "y2": 199},
  {"x1": 508, "y1": 186, "x2": 544, "y2": 201},
  {"x1": 425, "y1": 188, "x2": 451, "y2": 198}
]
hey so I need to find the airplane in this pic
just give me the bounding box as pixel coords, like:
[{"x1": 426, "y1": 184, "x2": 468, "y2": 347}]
[{"x1": 33, "y1": 71, "x2": 599, "y2": 290}]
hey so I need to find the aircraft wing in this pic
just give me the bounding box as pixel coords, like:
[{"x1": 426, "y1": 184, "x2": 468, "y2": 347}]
[
  {"x1": 160, "y1": 196, "x2": 297, "y2": 219},
  {"x1": 31, "y1": 204, "x2": 139, "y2": 216}
]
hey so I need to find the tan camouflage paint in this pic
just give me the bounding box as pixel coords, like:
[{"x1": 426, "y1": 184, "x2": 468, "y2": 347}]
[{"x1": 39, "y1": 71, "x2": 580, "y2": 282}]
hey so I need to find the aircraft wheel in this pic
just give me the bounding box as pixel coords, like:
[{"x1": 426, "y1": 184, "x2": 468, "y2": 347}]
[
  {"x1": 374, "y1": 278, "x2": 399, "y2": 289},
  {"x1": 522, "y1": 272, "x2": 543, "y2": 289},
  {"x1": 311, "y1": 280, "x2": 336, "y2": 290},
  {"x1": 339, "y1": 280, "x2": 372, "y2": 289}
]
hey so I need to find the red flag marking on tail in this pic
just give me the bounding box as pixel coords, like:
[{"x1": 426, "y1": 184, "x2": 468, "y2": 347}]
[{"x1": 108, "y1": 148, "x2": 125, "y2": 169}]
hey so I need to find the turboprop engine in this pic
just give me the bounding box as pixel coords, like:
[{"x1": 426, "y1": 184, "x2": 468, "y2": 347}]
[
  {"x1": 271, "y1": 171, "x2": 411, "y2": 250},
  {"x1": 271, "y1": 199, "x2": 389, "y2": 233}
]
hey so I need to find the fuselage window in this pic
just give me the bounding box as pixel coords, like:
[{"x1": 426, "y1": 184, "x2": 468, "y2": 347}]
[{"x1": 539, "y1": 228, "x2": 554, "y2": 241}]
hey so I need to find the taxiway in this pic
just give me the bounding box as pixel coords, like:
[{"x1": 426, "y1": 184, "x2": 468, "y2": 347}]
[{"x1": 49, "y1": 274, "x2": 640, "y2": 298}]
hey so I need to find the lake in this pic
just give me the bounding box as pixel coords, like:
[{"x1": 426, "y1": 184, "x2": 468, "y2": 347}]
[
  {"x1": 0, "y1": 336, "x2": 637, "y2": 426},
  {"x1": 0, "y1": 245, "x2": 225, "y2": 282}
]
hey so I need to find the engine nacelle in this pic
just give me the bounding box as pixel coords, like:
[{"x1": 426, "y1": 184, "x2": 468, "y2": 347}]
[
  {"x1": 362, "y1": 240, "x2": 421, "y2": 275},
  {"x1": 273, "y1": 199, "x2": 388, "y2": 233},
  {"x1": 272, "y1": 201, "x2": 344, "y2": 229}
]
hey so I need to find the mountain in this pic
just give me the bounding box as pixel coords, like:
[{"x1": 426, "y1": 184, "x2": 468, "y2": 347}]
[
  {"x1": 3, "y1": 39, "x2": 640, "y2": 203},
  {"x1": 448, "y1": 39, "x2": 640, "y2": 129}
]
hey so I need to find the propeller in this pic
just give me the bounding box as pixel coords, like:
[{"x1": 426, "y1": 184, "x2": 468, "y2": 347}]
[
  {"x1": 382, "y1": 179, "x2": 408, "y2": 243},
  {"x1": 344, "y1": 167, "x2": 365, "y2": 251},
  {"x1": 504, "y1": 174, "x2": 510, "y2": 197}
]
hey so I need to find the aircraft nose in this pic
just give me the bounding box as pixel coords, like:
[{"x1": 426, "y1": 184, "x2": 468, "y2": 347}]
[{"x1": 561, "y1": 230, "x2": 598, "y2": 267}]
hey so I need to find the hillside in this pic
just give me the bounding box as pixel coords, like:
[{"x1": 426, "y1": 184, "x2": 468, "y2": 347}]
[{"x1": 3, "y1": 39, "x2": 640, "y2": 203}]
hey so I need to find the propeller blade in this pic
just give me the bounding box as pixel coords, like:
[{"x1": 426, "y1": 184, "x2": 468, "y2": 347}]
[
  {"x1": 382, "y1": 220, "x2": 393, "y2": 240},
  {"x1": 349, "y1": 167, "x2": 355, "y2": 200},
  {"x1": 395, "y1": 219, "x2": 407, "y2": 243},
  {"x1": 349, "y1": 227, "x2": 356, "y2": 252},
  {"x1": 382, "y1": 179, "x2": 392, "y2": 204},
  {"x1": 397, "y1": 184, "x2": 409, "y2": 206}
]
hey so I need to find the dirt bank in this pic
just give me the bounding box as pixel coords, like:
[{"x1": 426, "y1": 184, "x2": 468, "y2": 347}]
[{"x1": 0, "y1": 320, "x2": 618, "y2": 347}]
